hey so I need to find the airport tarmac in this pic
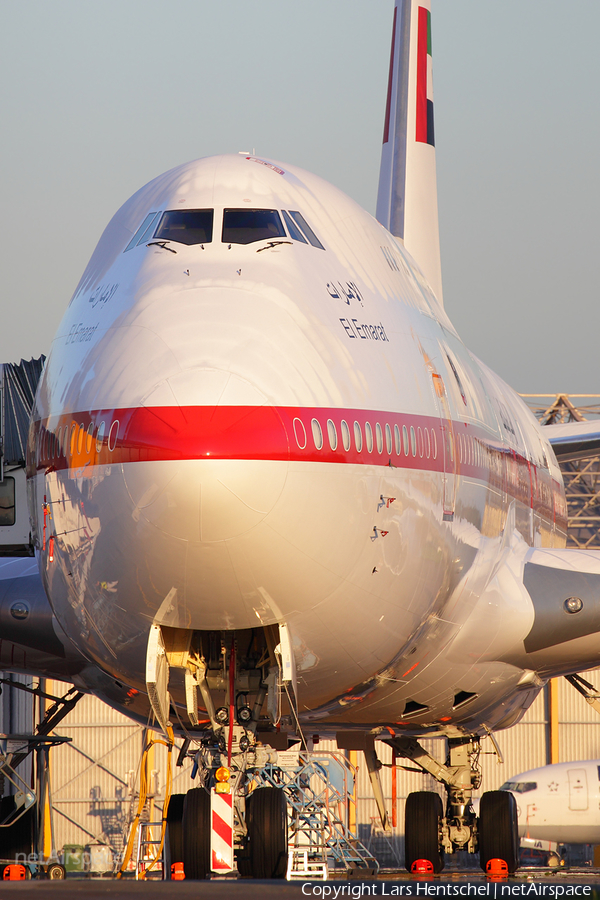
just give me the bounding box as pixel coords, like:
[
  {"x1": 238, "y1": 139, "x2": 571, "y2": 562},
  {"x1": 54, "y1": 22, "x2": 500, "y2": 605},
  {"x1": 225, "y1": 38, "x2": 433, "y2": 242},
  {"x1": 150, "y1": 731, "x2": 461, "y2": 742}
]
[{"x1": 2, "y1": 872, "x2": 600, "y2": 900}]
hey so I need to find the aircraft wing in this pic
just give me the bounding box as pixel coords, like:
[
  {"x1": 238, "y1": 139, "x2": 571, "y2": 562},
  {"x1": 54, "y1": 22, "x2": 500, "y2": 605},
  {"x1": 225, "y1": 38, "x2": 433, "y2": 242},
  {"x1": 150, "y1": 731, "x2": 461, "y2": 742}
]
[{"x1": 543, "y1": 420, "x2": 600, "y2": 463}]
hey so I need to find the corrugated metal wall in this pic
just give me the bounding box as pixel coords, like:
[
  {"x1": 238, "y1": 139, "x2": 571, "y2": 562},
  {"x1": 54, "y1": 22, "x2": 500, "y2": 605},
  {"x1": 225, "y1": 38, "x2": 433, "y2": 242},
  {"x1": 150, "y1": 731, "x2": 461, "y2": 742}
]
[
  {"x1": 37, "y1": 667, "x2": 600, "y2": 863},
  {"x1": 0, "y1": 674, "x2": 34, "y2": 789},
  {"x1": 44, "y1": 680, "x2": 196, "y2": 857}
]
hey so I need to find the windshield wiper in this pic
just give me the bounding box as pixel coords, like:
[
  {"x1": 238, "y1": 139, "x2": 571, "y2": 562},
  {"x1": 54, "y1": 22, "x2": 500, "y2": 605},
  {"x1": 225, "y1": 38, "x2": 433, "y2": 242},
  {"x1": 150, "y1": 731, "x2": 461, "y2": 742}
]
[
  {"x1": 256, "y1": 240, "x2": 293, "y2": 253},
  {"x1": 147, "y1": 241, "x2": 177, "y2": 253}
]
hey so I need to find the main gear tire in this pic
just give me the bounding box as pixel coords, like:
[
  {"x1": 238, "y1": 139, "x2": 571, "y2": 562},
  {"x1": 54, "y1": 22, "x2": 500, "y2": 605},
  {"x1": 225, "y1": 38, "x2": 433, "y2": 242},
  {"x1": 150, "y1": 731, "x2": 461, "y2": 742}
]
[
  {"x1": 478, "y1": 790, "x2": 519, "y2": 873},
  {"x1": 404, "y1": 791, "x2": 444, "y2": 874}
]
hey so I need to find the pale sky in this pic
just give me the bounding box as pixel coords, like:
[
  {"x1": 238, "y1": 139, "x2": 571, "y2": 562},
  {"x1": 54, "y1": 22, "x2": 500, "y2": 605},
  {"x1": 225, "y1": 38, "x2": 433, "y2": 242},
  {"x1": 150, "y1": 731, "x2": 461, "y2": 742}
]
[{"x1": 1, "y1": 1, "x2": 598, "y2": 394}]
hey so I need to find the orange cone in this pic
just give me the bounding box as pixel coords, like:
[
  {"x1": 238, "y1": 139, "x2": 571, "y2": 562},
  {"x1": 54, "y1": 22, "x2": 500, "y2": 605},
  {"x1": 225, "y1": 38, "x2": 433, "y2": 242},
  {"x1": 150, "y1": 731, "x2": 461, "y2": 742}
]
[
  {"x1": 411, "y1": 859, "x2": 434, "y2": 874},
  {"x1": 3, "y1": 865, "x2": 27, "y2": 880},
  {"x1": 171, "y1": 862, "x2": 185, "y2": 880},
  {"x1": 486, "y1": 858, "x2": 508, "y2": 878}
]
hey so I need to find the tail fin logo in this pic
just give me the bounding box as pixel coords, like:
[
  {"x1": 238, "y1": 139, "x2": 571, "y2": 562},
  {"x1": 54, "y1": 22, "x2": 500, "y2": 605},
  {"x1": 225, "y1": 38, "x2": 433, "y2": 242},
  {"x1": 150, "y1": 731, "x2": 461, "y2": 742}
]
[{"x1": 416, "y1": 6, "x2": 434, "y2": 146}]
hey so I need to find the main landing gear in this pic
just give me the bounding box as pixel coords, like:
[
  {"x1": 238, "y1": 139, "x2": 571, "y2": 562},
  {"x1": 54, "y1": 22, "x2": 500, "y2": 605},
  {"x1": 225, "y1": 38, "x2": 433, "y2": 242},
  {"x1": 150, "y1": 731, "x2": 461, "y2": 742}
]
[{"x1": 390, "y1": 735, "x2": 519, "y2": 874}]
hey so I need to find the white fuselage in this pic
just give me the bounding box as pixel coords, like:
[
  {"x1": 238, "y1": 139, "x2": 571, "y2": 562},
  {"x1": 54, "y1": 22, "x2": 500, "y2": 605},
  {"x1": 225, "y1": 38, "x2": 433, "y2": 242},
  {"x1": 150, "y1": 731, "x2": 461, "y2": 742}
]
[
  {"x1": 28, "y1": 154, "x2": 571, "y2": 733},
  {"x1": 503, "y1": 760, "x2": 600, "y2": 845}
]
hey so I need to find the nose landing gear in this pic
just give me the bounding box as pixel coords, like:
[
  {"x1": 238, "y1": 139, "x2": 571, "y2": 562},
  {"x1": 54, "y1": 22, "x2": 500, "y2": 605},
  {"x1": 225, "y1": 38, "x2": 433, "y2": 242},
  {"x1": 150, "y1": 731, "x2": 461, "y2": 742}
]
[{"x1": 147, "y1": 622, "x2": 293, "y2": 879}]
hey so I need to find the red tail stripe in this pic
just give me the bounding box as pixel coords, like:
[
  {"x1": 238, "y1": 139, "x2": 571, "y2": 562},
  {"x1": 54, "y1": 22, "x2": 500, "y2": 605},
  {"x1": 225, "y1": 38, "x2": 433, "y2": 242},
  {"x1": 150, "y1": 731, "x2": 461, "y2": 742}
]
[{"x1": 415, "y1": 6, "x2": 429, "y2": 143}]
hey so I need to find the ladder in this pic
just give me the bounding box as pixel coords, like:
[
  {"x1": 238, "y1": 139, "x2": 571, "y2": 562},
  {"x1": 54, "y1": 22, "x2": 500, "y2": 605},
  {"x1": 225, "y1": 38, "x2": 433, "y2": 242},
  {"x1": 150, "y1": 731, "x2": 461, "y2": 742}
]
[{"x1": 134, "y1": 820, "x2": 164, "y2": 880}]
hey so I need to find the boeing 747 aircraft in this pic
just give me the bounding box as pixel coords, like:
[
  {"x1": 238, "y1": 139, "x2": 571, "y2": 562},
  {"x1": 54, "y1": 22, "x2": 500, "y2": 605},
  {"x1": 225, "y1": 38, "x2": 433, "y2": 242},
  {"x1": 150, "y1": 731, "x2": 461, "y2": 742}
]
[{"x1": 2, "y1": 0, "x2": 600, "y2": 878}]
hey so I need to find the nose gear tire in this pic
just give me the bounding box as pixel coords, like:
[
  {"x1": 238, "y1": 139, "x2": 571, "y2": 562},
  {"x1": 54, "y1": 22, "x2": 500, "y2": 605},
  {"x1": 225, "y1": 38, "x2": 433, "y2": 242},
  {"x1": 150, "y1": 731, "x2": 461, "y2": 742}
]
[
  {"x1": 246, "y1": 787, "x2": 288, "y2": 879},
  {"x1": 165, "y1": 793, "x2": 186, "y2": 876},
  {"x1": 182, "y1": 788, "x2": 211, "y2": 879}
]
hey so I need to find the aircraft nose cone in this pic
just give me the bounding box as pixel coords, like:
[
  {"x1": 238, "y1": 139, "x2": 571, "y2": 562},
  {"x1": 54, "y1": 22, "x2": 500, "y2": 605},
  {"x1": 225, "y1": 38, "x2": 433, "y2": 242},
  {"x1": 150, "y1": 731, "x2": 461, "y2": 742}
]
[{"x1": 123, "y1": 367, "x2": 289, "y2": 542}]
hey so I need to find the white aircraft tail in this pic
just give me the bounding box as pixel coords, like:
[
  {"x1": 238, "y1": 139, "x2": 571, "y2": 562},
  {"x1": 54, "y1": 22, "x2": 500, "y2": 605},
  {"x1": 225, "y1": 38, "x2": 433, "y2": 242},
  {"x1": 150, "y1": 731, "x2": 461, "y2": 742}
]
[{"x1": 376, "y1": 0, "x2": 443, "y2": 303}]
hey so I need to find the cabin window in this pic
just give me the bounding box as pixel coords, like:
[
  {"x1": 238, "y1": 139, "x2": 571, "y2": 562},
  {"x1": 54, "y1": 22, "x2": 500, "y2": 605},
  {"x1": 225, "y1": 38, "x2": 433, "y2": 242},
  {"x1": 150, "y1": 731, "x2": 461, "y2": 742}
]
[
  {"x1": 96, "y1": 421, "x2": 106, "y2": 453},
  {"x1": 327, "y1": 419, "x2": 338, "y2": 451},
  {"x1": 108, "y1": 420, "x2": 120, "y2": 452},
  {"x1": 385, "y1": 423, "x2": 392, "y2": 455},
  {"x1": 293, "y1": 418, "x2": 307, "y2": 449},
  {"x1": 341, "y1": 420, "x2": 351, "y2": 451},
  {"x1": 403, "y1": 425, "x2": 409, "y2": 456},
  {"x1": 287, "y1": 211, "x2": 325, "y2": 249},
  {"x1": 154, "y1": 209, "x2": 214, "y2": 245},
  {"x1": 394, "y1": 424, "x2": 401, "y2": 455},
  {"x1": 410, "y1": 426, "x2": 417, "y2": 457},
  {"x1": 354, "y1": 421, "x2": 363, "y2": 452},
  {"x1": 0, "y1": 478, "x2": 16, "y2": 526},
  {"x1": 365, "y1": 422, "x2": 373, "y2": 453},
  {"x1": 375, "y1": 423, "x2": 383, "y2": 454},
  {"x1": 222, "y1": 209, "x2": 285, "y2": 244},
  {"x1": 311, "y1": 418, "x2": 323, "y2": 450}
]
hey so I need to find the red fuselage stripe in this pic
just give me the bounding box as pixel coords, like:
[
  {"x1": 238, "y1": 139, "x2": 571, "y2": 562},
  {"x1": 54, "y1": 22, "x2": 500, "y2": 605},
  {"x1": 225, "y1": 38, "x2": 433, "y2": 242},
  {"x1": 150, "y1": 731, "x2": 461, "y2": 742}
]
[{"x1": 30, "y1": 405, "x2": 564, "y2": 524}]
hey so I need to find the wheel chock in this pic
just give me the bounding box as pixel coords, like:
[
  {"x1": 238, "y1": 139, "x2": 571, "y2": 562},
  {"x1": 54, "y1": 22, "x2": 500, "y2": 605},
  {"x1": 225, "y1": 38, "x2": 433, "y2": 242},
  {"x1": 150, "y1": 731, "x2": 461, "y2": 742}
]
[
  {"x1": 486, "y1": 858, "x2": 508, "y2": 877},
  {"x1": 171, "y1": 862, "x2": 185, "y2": 880},
  {"x1": 411, "y1": 859, "x2": 434, "y2": 874},
  {"x1": 3, "y1": 865, "x2": 27, "y2": 880}
]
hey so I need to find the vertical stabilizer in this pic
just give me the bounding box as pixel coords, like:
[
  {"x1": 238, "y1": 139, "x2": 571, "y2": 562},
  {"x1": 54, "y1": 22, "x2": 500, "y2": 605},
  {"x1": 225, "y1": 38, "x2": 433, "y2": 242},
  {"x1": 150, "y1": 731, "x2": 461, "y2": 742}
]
[{"x1": 376, "y1": 0, "x2": 443, "y2": 303}]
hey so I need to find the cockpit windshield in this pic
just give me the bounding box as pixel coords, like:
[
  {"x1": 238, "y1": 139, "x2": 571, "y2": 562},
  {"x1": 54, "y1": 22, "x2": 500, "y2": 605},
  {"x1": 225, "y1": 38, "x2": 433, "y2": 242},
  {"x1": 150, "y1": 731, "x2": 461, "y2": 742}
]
[
  {"x1": 499, "y1": 781, "x2": 537, "y2": 793},
  {"x1": 154, "y1": 209, "x2": 214, "y2": 245},
  {"x1": 222, "y1": 209, "x2": 285, "y2": 244}
]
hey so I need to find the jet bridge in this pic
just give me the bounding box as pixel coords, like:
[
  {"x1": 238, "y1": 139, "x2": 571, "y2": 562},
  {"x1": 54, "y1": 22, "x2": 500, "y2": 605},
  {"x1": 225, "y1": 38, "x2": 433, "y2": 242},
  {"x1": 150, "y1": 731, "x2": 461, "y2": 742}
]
[{"x1": 0, "y1": 357, "x2": 45, "y2": 557}]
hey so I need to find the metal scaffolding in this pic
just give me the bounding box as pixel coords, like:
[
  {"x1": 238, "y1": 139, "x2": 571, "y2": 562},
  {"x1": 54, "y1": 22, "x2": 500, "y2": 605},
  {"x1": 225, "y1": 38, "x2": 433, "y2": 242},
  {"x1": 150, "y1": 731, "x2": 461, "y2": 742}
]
[{"x1": 522, "y1": 394, "x2": 600, "y2": 549}]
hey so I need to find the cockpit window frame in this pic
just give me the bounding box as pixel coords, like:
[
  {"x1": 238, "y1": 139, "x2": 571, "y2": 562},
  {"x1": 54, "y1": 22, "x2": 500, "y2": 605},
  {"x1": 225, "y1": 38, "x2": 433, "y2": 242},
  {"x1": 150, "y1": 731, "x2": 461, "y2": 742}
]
[
  {"x1": 288, "y1": 210, "x2": 325, "y2": 250},
  {"x1": 124, "y1": 212, "x2": 160, "y2": 252},
  {"x1": 281, "y1": 210, "x2": 308, "y2": 244}
]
